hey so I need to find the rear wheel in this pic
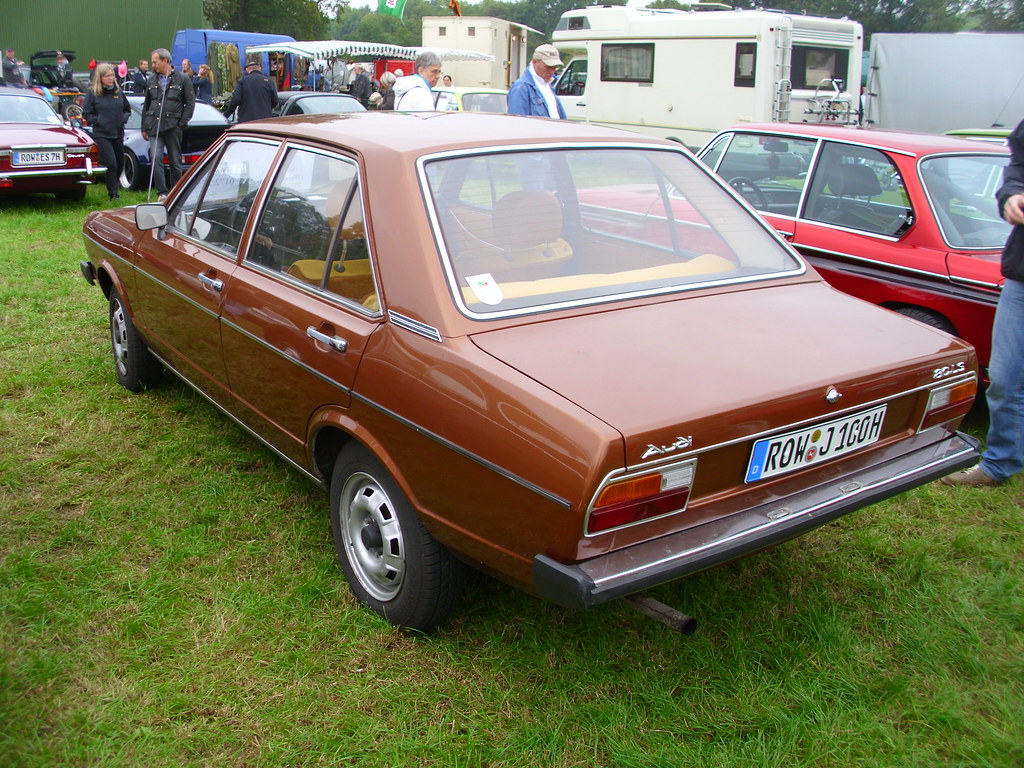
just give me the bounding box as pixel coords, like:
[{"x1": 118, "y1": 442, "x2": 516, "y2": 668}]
[
  {"x1": 120, "y1": 150, "x2": 140, "y2": 190},
  {"x1": 895, "y1": 306, "x2": 957, "y2": 335},
  {"x1": 109, "y1": 289, "x2": 162, "y2": 392},
  {"x1": 330, "y1": 445, "x2": 465, "y2": 632}
]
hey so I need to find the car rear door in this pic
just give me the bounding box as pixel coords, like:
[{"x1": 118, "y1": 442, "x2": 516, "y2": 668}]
[
  {"x1": 219, "y1": 144, "x2": 382, "y2": 466},
  {"x1": 131, "y1": 137, "x2": 279, "y2": 405}
]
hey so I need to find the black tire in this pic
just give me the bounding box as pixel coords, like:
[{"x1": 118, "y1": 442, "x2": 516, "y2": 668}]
[
  {"x1": 895, "y1": 306, "x2": 957, "y2": 335},
  {"x1": 120, "y1": 150, "x2": 140, "y2": 190},
  {"x1": 330, "y1": 445, "x2": 465, "y2": 632},
  {"x1": 55, "y1": 186, "x2": 86, "y2": 202},
  {"x1": 108, "y1": 289, "x2": 162, "y2": 392}
]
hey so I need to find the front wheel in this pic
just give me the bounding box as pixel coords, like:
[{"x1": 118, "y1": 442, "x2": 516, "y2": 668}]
[
  {"x1": 330, "y1": 445, "x2": 465, "y2": 632},
  {"x1": 109, "y1": 289, "x2": 162, "y2": 392}
]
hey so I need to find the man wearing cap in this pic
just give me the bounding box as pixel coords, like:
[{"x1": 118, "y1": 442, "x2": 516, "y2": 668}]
[
  {"x1": 223, "y1": 55, "x2": 278, "y2": 123},
  {"x1": 507, "y1": 44, "x2": 566, "y2": 119}
]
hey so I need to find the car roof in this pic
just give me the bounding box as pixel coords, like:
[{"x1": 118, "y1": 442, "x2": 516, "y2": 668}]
[
  {"x1": 717, "y1": 122, "x2": 1009, "y2": 156},
  {"x1": 0, "y1": 89, "x2": 50, "y2": 103},
  {"x1": 278, "y1": 91, "x2": 359, "y2": 100},
  {"x1": 232, "y1": 111, "x2": 672, "y2": 157},
  {"x1": 435, "y1": 86, "x2": 507, "y2": 95}
]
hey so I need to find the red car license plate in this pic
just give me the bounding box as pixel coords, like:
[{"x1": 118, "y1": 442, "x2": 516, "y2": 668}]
[{"x1": 13, "y1": 149, "x2": 65, "y2": 166}]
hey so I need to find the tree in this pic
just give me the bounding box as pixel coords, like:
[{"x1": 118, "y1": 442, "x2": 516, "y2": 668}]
[{"x1": 204, "y1": 0, "x2": 330, "y2": 38}]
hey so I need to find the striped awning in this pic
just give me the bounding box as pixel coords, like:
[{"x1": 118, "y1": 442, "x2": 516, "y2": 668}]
[{"x1": 244, "y1": 40, "x2": 494, "y2": 63}]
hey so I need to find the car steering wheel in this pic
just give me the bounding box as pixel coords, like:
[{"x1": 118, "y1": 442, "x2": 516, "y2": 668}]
[{"x1": 728, "y1": 176, "x2": 767, "y2": 210}]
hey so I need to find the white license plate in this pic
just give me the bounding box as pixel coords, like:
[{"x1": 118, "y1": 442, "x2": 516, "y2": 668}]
[
  {"x1": 745, "y1": 404, "x2": 887, "y2": 483},
  {"x1": 13, "y1": 150, "x2": 65, "y2": 166}
]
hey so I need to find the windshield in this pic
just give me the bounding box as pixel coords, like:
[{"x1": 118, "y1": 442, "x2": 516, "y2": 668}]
[
  {"x1": 0, "y1": 94, "x2": 62, "y2": 125},
  {"x1": 451, "y1": 92, "x2": 507, "y2": 113},
  {"x1": 422, "y1": 145, "x2": 802, "y2": 318},
  {"x1": 292, "y1": 95, "x2": 365, "y2": 114},
  {"x1": 920, "y1": 153, "x2": 1010, "y2": 249}
]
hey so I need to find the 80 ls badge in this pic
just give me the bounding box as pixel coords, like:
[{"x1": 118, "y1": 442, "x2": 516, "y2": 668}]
[{"x1": 933, "y1": 361, "x2": 967, "y2": 380}]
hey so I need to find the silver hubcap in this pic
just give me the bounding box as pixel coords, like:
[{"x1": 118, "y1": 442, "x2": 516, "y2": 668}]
[
  {"x1": 340, "y1": 471, "x2": 405, "y2": 601},
  {"x1": 110, "y1": 300, "x2": 129, "y2": 377}
]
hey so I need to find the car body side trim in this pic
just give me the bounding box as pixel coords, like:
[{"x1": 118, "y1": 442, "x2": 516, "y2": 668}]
[
  {"x1": 801, "y1": 249, "x2": 1002, "y2": 301},
  {"x1": 534, "y1": 431, "x2": 980, "y2": 609},
  {"x1": 220, "y1": 315, "x2": 354, "y2": 393},
  {"x1": 350, "y1": 389, "x2": 573, "y2": 509}
]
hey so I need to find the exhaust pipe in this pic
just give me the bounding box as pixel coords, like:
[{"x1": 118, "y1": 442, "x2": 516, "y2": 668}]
[{"x1": 622, "y1": 593, "x2": 697, "y2": 635}]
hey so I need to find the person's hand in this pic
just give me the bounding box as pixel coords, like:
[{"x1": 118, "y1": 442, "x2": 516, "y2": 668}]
[
  {"x1": 141, "y1": 131, "x2": 148, "y2": 141},
  {"x1": 1004, "y1": 193, "x2": 1024, "y2": 226}
]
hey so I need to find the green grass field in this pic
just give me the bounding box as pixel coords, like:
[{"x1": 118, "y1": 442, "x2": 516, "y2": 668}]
[{"x1": 1, "y1": 186, "x2": 1021, "y2": 767}]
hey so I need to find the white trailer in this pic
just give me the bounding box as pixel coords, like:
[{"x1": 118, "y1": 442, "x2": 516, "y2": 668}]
[
  {"x1": 862, "y1": 33, "x2": 1024, "y2": 134},
  {"x1": 421, "y1": 16, "x2": 541, "y2": 89},
  {"x1": 552, "y1": 5, "x2": 863, "y2": 147}
]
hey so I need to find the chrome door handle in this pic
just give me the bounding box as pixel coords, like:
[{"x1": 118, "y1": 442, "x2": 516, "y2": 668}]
[
  {"x1": 197, "y1": 273, "x2": 224, "y2": 291},
  {"x1": 307, "y1": 326, "x2": 348, "y2": 352}
]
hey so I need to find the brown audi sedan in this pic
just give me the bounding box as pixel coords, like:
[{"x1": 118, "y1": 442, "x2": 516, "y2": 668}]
[{"x1": 81, "y1": 112, "x2": 980, "y2": 632}]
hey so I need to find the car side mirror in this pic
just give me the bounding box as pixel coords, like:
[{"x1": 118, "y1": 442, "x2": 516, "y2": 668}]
[{"x1": 136, "y1": 202, "x2": 168, "y2": 233}]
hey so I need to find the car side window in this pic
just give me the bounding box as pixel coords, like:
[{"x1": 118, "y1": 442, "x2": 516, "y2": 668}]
[
  {"x1": 168, "y1": 140, "x2": 278, "y2": 255},
  {"x1": 712, "y1": 132, "x2": 817, "y2": 216},
  {"x1": 804, "y1": 143, "x2": 912, "y2": 237},
  {"x1": 247, "y1": 147, "x2": 378, "y2": 313}
]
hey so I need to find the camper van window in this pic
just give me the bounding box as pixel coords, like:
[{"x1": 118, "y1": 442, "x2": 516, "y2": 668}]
[
  {"x1": 555, "y1": 60, "x2": 588, "y2": 97},
  {"x1": 734, "y1": 43, "x2": 756, "y2": 88},
  {"x1": 790, "y1": 47, "x2": 849, "y2": 90},
  {"x1": 562, "y1": 16, "x2": 589, "y2": 31},
  {"x1": 601, "y1": 44, "x2": 655, "y2": 84}
]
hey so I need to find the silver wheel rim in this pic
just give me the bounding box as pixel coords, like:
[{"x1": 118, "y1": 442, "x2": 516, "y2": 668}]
[
  {"x1": 340, "y1": 471, "x2": 406, "y2": 601},
  {"x1": 110, "y1": 299, "x2": 129, "y2": 378}
]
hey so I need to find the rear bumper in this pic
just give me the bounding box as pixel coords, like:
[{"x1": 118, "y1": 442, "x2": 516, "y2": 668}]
[{"x1": 533, "y1": 431, "x2": 980, "y2": 610}]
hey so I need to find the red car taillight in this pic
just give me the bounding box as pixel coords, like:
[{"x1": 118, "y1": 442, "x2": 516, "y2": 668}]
[
  {"x1": 88, "y1": 144, "x2": 100, "y2": 163},
  {"x1": 920, "y1": 378, "x2": 977, "y2": 431},
  {"x1": 587, "y1": 461, "x2": 695, "y2": 534}
]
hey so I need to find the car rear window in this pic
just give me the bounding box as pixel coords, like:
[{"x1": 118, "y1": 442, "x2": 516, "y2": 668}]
[
  {"x1": 920, "y1": 154, "x2": 1010, "y2": 249},
  {"x1": 422, "y1": 145, "x2": 802, "y2": 318}
]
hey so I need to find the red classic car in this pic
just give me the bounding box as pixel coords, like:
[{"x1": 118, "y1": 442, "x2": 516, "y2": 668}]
[
  {"x1": 698, "y1": 124, "x2": 1010, "y2": 369},
  {"x1": 81, "y1": 112, "x2": 979, "y2": 632},
  {"x1": 0, "y1": 88, "x2": 103, "y2": 200}
]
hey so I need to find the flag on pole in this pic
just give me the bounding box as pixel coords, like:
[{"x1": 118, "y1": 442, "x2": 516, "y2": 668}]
[{"x1": 378, "y1": 0, "x2": 407, "y2": 19}]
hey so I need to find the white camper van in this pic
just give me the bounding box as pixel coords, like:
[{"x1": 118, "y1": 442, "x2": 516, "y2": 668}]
[{"x1": 552, "y1": 5, "x2": 863, "y2": 147}]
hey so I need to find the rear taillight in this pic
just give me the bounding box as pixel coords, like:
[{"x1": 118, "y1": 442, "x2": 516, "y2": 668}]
[
  {"x1": 587, "y1": 461, "x2": 696, "y2": 534},
  {"x1": 921, "y1": 377, "x2": 977, "y2": 431},
  {"x1": 88, "y1": 145, "x2": 100, "y2": 163}
]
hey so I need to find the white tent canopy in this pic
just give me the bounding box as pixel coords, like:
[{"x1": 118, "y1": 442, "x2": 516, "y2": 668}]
[{"x1": 244, "y1": 40, "x2": 494, "y2": 63}]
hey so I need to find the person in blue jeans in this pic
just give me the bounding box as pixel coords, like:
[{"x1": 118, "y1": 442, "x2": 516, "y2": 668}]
[
  {"x1": 507, "y1": 44, "x2": 566, "y2": 120},
  {"x1": 943, "y1": 117, "x2": 1024, "y2": 486}
]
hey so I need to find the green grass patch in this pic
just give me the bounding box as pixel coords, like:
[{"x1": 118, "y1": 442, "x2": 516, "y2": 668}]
[{"x1": 1, "y1": 186, "x2": 1021, "y2": 767}]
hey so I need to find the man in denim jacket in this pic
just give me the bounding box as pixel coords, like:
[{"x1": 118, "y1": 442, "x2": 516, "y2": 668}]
[
  {"x1": 943, "y1": 118, "x2": 1024, "y2": 487},
  {"x1": 507, "y1": 44, "x2": 566, "y2": 120}
]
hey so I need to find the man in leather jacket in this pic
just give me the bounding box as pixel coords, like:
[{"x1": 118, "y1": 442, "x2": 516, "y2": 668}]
[{"x1": 141, "y1": 48, "x2": 195, "y2": 198}]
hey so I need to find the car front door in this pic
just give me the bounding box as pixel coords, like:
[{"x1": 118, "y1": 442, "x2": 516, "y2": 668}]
[
  {"x1": 131, "y1": 138, "x2": 279, "y2": 404},
  {"x1": 219, "y1": 144, "x2": 382, "y2": 466}
]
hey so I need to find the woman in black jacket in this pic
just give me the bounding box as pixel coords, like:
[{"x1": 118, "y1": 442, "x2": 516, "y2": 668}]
[{"x1": 83, "y1": 62, "x2": 131, "y2": 200}]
